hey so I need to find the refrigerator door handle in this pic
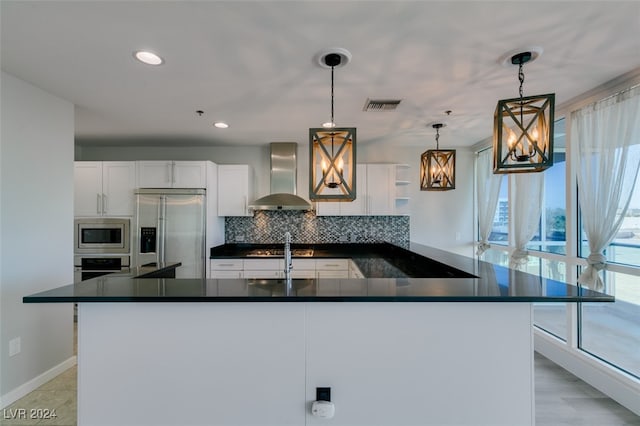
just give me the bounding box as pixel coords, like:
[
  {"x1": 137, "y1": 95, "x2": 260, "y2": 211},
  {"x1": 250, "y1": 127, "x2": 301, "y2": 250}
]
[{"x1": 158, "y1": 195, "x2": 167, "y2": 264}]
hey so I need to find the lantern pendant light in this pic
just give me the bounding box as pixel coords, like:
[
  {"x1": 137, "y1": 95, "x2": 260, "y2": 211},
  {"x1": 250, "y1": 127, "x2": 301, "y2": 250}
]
[
  {"x1": 421, "y1": 123, "x2": 456, "y2": 191},
  {"x1": 493, "y1": 51, "x2": 555, "y2": 173},
  {"x1": 309, "y1": 49, "x2": 356, "y2": 201}
]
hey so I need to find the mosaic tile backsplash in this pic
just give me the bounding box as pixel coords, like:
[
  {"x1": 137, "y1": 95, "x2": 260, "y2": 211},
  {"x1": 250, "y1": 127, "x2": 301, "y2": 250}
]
[{"x1": 225, "y1": 211, "x2": 409, "y2": 248}]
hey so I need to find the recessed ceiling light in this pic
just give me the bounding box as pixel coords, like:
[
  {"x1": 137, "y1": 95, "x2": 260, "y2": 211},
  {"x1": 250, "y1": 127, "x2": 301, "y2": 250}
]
[
  {"x1": 133, "y1": 50, "x2": 164, "y2": 65},
  {"x1": 214, "y1": 122, "x2": 229, "y2": 129}
]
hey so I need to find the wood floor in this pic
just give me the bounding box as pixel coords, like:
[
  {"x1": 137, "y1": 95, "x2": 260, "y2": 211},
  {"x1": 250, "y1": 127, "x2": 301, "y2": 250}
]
[{"x1": 2, "y1": 353, "x2": 638, "y2": 425}]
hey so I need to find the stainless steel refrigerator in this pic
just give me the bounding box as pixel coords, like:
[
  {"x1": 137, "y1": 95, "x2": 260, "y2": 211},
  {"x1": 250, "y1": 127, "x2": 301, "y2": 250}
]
[{"x1": 134, "y1": 188, "x2": 206, "y2": 278}]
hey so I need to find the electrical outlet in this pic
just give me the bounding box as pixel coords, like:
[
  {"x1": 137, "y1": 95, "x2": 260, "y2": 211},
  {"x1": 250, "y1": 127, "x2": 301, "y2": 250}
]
[
  {"x1": 235, "y1": 234, "x2": 245, "y2": 242},
  {"x1": 9, "y1": 337, "x2": 21, "y2": 357}
]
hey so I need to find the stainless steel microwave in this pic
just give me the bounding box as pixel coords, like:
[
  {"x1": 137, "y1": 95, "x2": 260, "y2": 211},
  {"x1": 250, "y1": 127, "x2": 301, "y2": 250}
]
[{"x1": 74, "y1": 218, "x2": 130, "y2": 254}]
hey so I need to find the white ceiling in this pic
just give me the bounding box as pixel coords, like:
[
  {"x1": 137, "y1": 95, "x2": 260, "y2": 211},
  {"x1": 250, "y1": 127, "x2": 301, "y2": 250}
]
[{"x1": 2, "y1": 1, "x2": 639, "y2": 148}]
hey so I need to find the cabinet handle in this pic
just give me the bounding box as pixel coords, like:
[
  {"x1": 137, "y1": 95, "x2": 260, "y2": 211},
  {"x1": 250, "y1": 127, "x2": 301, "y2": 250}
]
[
  {"x1": 96, "y1": 194, "x2": 101, "y2": 214},
  {"x1": 171, "y1": 162, "x2": 176, "y2": 184},
  {"x1": 102, "y1": 194, "x2": 107, "y2": 214},
  {"x1": 218, "y1": 263, "x2": 235, "y2": 267},
  {"x1": 243, "y1": 195, "x2": 247, "y2": 216}
]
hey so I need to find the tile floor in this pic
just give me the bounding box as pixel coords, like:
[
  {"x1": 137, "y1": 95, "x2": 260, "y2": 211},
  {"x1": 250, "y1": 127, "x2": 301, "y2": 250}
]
[{"x1": 2, "y1": 353, "x2": 638, "y2": 425}]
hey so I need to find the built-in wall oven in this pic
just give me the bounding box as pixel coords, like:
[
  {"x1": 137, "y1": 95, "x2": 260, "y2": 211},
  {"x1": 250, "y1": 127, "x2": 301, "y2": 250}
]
[
  {"x1": 74, "y1": 255, "x2": 131, "y2": 282},
  {"x1": 74, "y1": 218, "x2": 130, "y2": 254}
]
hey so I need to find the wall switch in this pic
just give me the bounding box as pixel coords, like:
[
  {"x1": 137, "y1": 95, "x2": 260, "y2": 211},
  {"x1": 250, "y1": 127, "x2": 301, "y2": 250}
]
[
  {"x1": 455, "y1": 231, "x2": 461, "y2": 241},
  {"x1": 9, "y1": 337, "x2": 21, "y2": 357}
]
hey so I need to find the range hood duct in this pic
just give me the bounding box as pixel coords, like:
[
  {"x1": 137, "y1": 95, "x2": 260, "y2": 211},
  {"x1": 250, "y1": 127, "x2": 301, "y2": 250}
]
[{"x1": 249, "y1": 143, "x2": 313, "y2": 211}]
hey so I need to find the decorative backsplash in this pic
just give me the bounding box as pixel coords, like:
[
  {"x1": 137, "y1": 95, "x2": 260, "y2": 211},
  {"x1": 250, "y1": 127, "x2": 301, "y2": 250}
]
[{"x1": 225, "y1": 211, "x2": 409, "y2": 248}]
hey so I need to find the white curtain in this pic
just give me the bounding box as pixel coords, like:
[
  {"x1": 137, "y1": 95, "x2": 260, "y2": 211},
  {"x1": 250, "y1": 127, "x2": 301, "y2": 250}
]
[
  {"x1": 510, "y1": 173, "x2": 544, "y2": 269},
  {"x1": 573, "y1": 85, "x2": 640, "y2": 291},
  {"x1": 476, "y1": 149, "x2": 503, "y2": 255}
]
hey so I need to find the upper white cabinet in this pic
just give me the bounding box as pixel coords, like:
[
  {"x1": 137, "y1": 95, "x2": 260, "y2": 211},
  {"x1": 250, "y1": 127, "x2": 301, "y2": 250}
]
[
  {"x1": 316, "y1": 163, "x2": 406, "y2": 216},
  {"x1": 137, "y1": 161, "x2": 207, "y2": 188},
  {"x1": 74, "y1": 162, "x2": 136, "y2": 217},
  {"x1": 366, "y1": 163, "x2": 395, "y2": 215},
  {"x1": 218, "y1": 165, "x2": 253, "y2": 216}
]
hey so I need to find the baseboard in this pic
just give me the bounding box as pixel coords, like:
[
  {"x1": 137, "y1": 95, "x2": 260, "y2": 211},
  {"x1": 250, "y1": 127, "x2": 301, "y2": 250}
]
[
  {"x1": 534, "y1": 330, "x2": 640, "y2": 416},
  {"x1": 0, "y1": 355, "x2": 77, "y2": 409}
]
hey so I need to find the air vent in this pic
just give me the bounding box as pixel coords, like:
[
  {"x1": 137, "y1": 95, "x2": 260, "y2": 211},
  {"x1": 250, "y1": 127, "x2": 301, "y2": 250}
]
[{"x1": 363, "y1": 98, "x2": 402, "y2": 111}]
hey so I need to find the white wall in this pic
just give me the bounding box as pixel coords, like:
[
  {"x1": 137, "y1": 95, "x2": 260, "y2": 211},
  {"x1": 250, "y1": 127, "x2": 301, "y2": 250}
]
[
  {"x1": 78, "y1": 143, "x2": 475, "y2": 256},
  {"x1": 0, "y1": 72, "x2": 75, "y2": 406},
  {"x1": 359, "y1": 143, "x2": 475, "y2": 257}
]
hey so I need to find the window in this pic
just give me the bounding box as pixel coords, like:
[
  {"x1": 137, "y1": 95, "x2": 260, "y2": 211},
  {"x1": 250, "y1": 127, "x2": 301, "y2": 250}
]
[
  {"x1": 527, "y1": 118, "x2": 567, "y2": 255},
  {"x1": 580, "y1": 269, "x2": 640, "y2": 379}
]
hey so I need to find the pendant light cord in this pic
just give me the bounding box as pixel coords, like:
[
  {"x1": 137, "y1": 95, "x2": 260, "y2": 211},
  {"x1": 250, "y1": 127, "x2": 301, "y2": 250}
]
[
  {"x1": 518, "y1": 61, "x2": 525, "y2": 121},
  {"x1": 331, "y1": 65, "x2": 335, "y2": 126},
  {"x1": 435, "y1": 127, "x2": 440, "y2": 150}
]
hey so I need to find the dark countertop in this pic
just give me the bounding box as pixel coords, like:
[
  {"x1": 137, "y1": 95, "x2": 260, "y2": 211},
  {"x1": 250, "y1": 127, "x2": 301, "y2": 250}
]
[
  {"x1": 210, "y1": 242, "x2": 477, "y2": 278},
  {"x1": 128, "y1": 262, "x2": 182, "y2": 278},
  {"x1": 24, "y1": 244, "x2": 613, "y2": 303}
]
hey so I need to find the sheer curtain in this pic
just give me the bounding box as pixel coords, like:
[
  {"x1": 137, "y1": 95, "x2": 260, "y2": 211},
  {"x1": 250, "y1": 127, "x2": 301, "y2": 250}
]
[
  {"x1": 573, "y1": 85, "x2": 640, "y2": 291},
  {"x1": 476, "y1": 149, "x2": 503, "y2": 255},
  {"x1": 510, "y1": 173, "x2": 544, "y2": 269}
]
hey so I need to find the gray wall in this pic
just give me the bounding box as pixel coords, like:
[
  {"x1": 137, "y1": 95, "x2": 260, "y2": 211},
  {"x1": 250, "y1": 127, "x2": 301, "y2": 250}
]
[{"x1": 1, "y1": 72, "x2": 75, "y2": 403}]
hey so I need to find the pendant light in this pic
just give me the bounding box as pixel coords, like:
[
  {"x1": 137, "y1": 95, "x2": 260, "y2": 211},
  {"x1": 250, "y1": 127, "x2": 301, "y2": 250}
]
[
  {"x1": 309, "y1": 49, "x2": 356, "y2": 201},
  {"x1": 493, "y1": 50, "x2": 555, "y2": 173},
  {"x1": 421, "y1": 123, "x2": 456, "y2": 191}
]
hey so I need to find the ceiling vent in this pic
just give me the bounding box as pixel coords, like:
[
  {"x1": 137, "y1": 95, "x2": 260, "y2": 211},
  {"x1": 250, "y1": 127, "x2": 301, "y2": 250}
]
[{"x1": 362, "y1": 98, "x2": 402, "y2": 111}]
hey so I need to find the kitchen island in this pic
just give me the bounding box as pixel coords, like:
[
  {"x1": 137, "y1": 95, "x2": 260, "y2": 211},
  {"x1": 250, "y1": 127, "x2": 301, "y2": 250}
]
[{"x1": 24, "y1": 243, "x2": 612, "y2": 426}]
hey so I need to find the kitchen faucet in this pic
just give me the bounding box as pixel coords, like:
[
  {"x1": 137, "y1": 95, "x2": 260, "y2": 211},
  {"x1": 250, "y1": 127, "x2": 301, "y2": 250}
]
[{"x1": 284, "y1": 231, "x2": 292, "y2": 292}]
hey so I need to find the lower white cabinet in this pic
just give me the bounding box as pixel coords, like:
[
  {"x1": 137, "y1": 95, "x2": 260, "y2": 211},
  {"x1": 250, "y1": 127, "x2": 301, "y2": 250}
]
[
  {"x1": 242, "y1": 259, "x2": 283, "y2": 279},
  {"x1": 210, "y1": 259, "x2": 243, "y2": 278},
  {"x1": 210, "y1": 258, "x2": 364, "y2": 279}
]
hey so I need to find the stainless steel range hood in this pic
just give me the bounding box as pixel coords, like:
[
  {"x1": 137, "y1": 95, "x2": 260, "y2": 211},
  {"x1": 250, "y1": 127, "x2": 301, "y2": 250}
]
[{"x1": 249, "y1": 142, "x2": 312, "y2": 211}]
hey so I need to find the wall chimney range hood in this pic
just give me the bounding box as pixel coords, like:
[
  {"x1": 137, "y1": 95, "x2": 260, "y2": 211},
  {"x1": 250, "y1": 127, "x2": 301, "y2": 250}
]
[{"x1": 249, "y1": 143, "x2": 313, "y2": 211}]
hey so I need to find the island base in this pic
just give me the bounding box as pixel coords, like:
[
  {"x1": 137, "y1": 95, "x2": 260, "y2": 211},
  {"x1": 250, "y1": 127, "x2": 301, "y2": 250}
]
[{"x1": 78, "y1": 302, "x2": 534, "y2": 425}]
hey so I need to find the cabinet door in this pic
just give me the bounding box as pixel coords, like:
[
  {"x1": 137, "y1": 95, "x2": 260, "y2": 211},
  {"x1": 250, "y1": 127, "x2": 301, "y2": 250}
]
[
  {"x1": 218, "y1": 165, "x2": 251, "y2": 216},
  {"x1": 102, "y1": 162, "x2": 136, "y2": 216},
  {"x1": 137, "y1": 161, "x2": 172, "y2": 188},
  {"x1": 366, "y1": 164, "x2": 394, "y2": 215},
  {"x1": 173, "y1": 161, "x2": 207, "y2": 188},
  {"x1": 315, "y1": 201, "x2": 340, "y2": 216},
  {"x1": 339, "y1": 163, "x2": 367, "y2": 216},
  {"x1": 74, "y1": 162, "x2": 103, "y2": 216}
]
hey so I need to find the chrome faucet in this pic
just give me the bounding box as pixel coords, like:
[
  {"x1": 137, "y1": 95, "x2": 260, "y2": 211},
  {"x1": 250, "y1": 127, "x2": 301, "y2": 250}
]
[{"x1": 284, "y1": 231, "x2": 292, "y2": 292}]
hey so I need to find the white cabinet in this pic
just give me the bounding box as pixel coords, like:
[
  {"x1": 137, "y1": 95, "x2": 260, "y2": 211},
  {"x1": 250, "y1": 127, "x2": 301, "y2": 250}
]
[
  {"x1": 210, "y1": 259, "x2": 243, "y2": 278},
  {"x1": 291, "y1": 259, "x2": 316, "y2": 279},
  {"x1": 316, "y1": 163, "x2": 402, "y2": 216},
  {"x1": 366, "y1": 163, "x2": 395, "y2": 215},
  {"x1": 349, "y1": 260, "x2": 365, "y2": 278},
  {"x1": 210, "y1": 257, "x2": 363, "y2": 279},
  {"x1": 74, "y1": 161, "x2": 136, "y2": 217},
  {"x1": 243, "y1": 259, "x2": 283, "y2": 279},
  {"x1": 218, "y1": 165, "x2": 252, "y2": 216},
  {"x1": 137, "y1": 161, "x2": 207, "y2": 188}
]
